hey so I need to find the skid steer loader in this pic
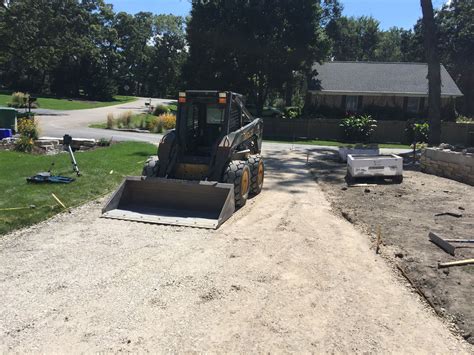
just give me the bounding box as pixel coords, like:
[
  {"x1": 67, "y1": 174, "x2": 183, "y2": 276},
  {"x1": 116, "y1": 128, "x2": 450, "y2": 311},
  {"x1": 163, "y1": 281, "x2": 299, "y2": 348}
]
[{"x1": 102, "y1": 91, "x2": 264, "y2": 229}]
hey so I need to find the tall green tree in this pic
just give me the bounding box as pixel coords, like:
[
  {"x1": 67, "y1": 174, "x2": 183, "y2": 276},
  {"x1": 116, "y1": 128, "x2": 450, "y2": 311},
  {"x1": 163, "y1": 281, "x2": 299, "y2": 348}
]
[
  {"x1": 326, "y1": 15, "x2": 380, "y2": 61},
  {"x1": 185, "y1": 0, "x2": 329, "y2": 113},
  {"x1": 437, "y1": 0, "x2": 474, "y2": 115},
  {"x1": 421, "y1": 0, "x2": 441, "y2": 145},
  {"x1": 145, "y1": 15, "x2": 187, "y2": 97}
]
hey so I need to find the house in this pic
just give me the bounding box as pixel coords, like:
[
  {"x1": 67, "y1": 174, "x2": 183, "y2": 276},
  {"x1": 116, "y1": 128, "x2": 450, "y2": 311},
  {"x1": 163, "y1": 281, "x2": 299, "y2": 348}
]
[{"x1": 308, "y1": 61, "x2": 463, "y2": 120}]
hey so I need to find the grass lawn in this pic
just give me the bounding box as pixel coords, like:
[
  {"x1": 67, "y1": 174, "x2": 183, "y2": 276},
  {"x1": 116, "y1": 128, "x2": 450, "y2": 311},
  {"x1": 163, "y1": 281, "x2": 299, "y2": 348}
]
[
  {"x1": 0, "y1": 142, "x2": 156, "y2": 236},
  {"x1": 0, "y1": 93, "x2": 136, "y2": 111},
  {"x1": 266, "y1": 139, "x2": 410, "y2": 149}
]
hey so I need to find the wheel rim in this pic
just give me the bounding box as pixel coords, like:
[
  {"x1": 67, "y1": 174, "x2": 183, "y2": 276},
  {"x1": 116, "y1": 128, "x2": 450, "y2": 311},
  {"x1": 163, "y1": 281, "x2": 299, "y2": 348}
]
[
  {"x1": 257, "y1": 161, "x2": 264, "y2": 187},
  {"x1": 241, "y1": 169, "x2": 250, "y2": 196}
]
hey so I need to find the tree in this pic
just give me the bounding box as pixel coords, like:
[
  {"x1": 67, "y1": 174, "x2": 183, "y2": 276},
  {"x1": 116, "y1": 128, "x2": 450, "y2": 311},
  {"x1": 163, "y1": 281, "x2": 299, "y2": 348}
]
[
  {"x1": 326, "y1": 16, "x2": 380, "y2": 61},
  {"x1": 421, "y1": 0, "x2": 441, "y2": 145},
  {"x1": 185, "y1": 0, "x2": 329, "y2": 114},
  {"x1": 375, "y1": 27, "x2": 403, "y2": 61},
  {"x1": 146, "y1": 15, "x2": 187, "y2": 97},
  {"x1": 437, "y1": 0, "x2": 474, "y2": 115}
]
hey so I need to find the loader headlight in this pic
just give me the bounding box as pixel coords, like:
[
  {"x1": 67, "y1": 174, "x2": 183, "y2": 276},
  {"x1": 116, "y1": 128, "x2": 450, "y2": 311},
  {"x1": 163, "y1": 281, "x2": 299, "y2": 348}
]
[{"x1": 179, "y1": 92, "x2": 186, "y2": 103}]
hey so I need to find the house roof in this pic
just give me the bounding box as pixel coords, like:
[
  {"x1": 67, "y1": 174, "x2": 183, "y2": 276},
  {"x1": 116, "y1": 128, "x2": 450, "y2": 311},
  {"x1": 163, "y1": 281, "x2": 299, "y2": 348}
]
[{"x1": 310, "y1": 61, "x2": 463, "y2": 97}]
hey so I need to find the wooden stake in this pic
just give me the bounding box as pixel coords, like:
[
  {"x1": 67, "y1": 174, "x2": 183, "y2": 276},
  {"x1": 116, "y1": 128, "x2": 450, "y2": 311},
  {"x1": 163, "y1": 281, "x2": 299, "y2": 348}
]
[
  {"x1": 52, "y1": 193, "x2": 67, "y2": 210},
  {"x1": 438, "y1": 259, "x2": 474, "y2": 269},
  {"x1": 376, "y1": 225, "x2": 382, "y2": 254}
]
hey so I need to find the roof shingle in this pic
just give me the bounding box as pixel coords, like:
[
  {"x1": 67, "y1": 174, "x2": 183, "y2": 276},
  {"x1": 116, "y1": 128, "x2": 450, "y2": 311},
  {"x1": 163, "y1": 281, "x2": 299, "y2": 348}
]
[{"x1": 310, "y1": 61, "x2": 463, "y2": 97}]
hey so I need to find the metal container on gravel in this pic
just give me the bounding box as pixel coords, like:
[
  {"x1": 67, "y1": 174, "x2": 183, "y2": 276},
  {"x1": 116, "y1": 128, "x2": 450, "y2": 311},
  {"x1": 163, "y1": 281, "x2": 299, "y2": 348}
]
[
  {"x1": 102, "y1": 91, "x2": 265, "y2": 229},
  {"x1": 347, "y1": 154, "x2": 403, "y2": 183}
]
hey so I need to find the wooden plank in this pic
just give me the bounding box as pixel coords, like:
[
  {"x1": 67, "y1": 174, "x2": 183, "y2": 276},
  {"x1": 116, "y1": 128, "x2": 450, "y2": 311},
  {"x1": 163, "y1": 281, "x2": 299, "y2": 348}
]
[
  {"x1": 438, "y1": 259, "x2": 474, "y2": 269},
  {"x1": 429, "y1": 232, "x2": 456, "y2": 256}
]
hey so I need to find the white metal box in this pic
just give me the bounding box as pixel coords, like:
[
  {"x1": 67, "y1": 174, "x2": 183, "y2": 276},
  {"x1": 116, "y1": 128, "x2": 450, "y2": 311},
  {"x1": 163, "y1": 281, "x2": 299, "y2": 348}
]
[
  {"x1": 347, "y1": 154, "x2": 403, "y2": 180},
  {"x1": 339, "y1": 146, "x2": 380, "y2": 162}
]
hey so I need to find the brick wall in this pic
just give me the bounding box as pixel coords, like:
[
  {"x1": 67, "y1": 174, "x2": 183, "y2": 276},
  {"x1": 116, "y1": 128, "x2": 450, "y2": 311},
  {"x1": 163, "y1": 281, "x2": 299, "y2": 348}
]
[{"x1": 420, "y1": 148, "x2": 474, "y2": 186}]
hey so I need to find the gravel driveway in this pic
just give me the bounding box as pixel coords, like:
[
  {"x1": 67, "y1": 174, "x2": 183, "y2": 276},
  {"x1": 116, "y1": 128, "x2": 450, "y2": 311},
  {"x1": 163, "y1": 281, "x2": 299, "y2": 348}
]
[{"x1": 0, "y1": 147, "x2": 470, "y2": 352}]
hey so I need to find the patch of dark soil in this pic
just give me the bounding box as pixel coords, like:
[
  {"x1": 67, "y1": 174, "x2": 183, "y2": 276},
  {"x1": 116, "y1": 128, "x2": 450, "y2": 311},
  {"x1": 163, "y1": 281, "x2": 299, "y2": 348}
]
[{"x1": 310, "y1": 157, "x2": 474, "y2": 344}]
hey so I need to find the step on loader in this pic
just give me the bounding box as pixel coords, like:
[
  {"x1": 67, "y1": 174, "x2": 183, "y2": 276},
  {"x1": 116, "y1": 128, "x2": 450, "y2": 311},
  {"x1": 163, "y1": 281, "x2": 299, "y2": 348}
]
[{"x1": 102, "y1": 91, "x2": 264, "y2": 229}]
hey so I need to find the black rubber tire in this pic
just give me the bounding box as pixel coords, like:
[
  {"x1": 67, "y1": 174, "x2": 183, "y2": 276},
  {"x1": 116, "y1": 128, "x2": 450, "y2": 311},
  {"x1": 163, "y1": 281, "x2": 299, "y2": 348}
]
[
  {"x1": 223, "y1": 160, "x2": 251, "y2": 208},
  {"x1": 142, "y1": 156, "x2": 159, "y2": 177},
  {"x1": 248, "y1": 154, "x2": 264, "y2": 196}
]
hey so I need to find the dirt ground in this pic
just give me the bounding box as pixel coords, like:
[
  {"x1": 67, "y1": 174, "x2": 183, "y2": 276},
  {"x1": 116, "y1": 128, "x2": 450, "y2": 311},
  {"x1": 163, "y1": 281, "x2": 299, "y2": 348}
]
[
  {"x1": 0, "y1": 148, "x2": 472, "y2": 352},
  {"x1": 310, "y1": 148, "x2": 474, "y2": 345}
]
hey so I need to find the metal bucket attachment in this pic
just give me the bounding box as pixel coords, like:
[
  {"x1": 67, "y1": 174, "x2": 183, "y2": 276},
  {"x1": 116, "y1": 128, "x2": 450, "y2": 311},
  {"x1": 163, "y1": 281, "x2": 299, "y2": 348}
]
[{"x1": 102, "y1": 177, "x2": 235, "y2": 229}]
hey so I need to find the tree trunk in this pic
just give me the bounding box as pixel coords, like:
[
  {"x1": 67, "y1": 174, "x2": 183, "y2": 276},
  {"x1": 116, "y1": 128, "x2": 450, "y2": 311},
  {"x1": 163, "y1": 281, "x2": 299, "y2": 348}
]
[
  {"x1": 421, "y1": 0, "x2": 441, "y2": 146},
  {"x1": 285, "y1": 80, "x2": 293, "y2": 107}
]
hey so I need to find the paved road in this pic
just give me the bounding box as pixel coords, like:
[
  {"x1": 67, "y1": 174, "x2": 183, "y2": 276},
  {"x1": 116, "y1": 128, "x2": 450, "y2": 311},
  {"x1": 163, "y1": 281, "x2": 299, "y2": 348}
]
[
  {"x1": 36, "y1": 97, "x2": 170, "y2": 144},
  {"x1": 36, "y1": 98, "x2": 411, "y2": 155}
]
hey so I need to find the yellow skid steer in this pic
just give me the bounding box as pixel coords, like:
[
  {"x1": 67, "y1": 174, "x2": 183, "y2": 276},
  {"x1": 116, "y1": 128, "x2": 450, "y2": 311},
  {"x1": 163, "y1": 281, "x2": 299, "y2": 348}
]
[{"x1": 102, "y1": 91, "x2": 264, "y2": 229}]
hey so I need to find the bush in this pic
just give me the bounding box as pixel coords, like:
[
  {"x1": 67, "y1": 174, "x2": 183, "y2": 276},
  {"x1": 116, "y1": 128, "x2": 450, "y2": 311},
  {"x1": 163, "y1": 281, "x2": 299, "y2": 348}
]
[
  {"x1": 284, "y1": 106, "x2": 302, "y2": 119},
  {"x1": 456, "y1": 115, "x2": 474, "y2": 124},
  {"x1": 17, "y1": 117, "x2": 39, "y2": 140},
  {"x1": 406, "y1": 119, "x2": 429, "y2": 143},
  {"x1": 340, "y1": 114, "x2": 377, "y2": 143},
  {"x1": 106, "y1": 113, "x2": 115, "y2": 129},
  {"x1": 118, "y1": 111, "x2": 132, "y2": 129},
  {"x1": 15, "y1": 117, "x2": 39, "y2": 152},
  {"x1": 148, "y1": 116, "x2": 164, "y2": 133},
  {"x1": 97, "y1": 137, "x2": 111, "y2": 147},
  {"x1": 159, "y1": 113, "x2": 177, "y2": 130},
  {"x1": 168, "y1": 104, "x2": 178, "y2": 114},
  {"x1": 9, "y1": 92, "x2": 29, "y2": 108},
  {"x1": 413, "y1": 122, "x2": 429, "y2": 143},
  {"x1": 153, "y1": 105, "x2": 170, "y2": 116}
]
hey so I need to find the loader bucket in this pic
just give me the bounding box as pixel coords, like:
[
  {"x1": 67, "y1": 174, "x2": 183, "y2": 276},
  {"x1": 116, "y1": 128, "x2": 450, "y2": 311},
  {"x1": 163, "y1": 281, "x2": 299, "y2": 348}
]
[{"x1": 102, "y1": 177, "x2": 235, "y2": 229}]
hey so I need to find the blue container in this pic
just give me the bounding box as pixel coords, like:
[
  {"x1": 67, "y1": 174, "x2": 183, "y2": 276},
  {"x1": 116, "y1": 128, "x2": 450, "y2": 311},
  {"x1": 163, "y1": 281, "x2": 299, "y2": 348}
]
[{"x1": 0, "y1": 128, "x2": 13, "y2": 139}]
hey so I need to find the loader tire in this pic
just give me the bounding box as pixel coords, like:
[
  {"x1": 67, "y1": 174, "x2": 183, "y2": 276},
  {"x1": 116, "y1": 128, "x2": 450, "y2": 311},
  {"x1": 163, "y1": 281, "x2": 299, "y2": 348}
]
[
  {"x1": 224, "y1": 160, "x2": 251, "y2": 208},
  {"x1": 142, "y1": 156, "x2": 159, "y2": 177},
  {"x1": 248, "y1": 154, "x2": 264, "y2": 196}
]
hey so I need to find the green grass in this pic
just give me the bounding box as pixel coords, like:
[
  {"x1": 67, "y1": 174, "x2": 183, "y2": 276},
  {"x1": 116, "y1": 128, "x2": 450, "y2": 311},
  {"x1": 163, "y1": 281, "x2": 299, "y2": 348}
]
[
  {"x1": 265, "y1": 139, "x2": 410, "y2": 149},
  {"x1": 0, "y1": 93, "x2": 136, "y2": 111},
  {"x1": 89, "y1": 122, "x2": 108, "y2": 129},
  {"x1": 0, "y1": 142, "x2": 156, "y2": 236}
]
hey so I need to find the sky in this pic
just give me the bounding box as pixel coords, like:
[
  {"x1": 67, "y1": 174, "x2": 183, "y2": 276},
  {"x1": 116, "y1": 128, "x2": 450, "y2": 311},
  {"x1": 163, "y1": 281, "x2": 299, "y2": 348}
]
[{"x1": 108, "y1": 0, "x2": 449, "y2": 31}]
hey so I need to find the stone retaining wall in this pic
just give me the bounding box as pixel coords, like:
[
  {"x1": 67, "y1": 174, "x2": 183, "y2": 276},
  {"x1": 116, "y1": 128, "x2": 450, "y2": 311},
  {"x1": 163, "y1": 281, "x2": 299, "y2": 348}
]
[{"x1": 420, "y1": 148, "x2": 474, "y2": 186}]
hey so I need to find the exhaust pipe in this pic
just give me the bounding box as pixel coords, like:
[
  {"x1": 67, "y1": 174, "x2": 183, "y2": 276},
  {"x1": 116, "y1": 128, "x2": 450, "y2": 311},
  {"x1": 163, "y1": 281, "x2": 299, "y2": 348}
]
[{"x1": 102, "y1": 177, "x2": 235, "y2": 229}]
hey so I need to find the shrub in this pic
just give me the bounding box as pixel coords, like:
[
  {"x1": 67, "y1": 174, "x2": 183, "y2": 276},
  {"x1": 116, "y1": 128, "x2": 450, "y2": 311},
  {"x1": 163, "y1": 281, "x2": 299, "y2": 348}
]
[
  {"x1": 98, "y1": 137, "x2": 111, "y2": 147},
  {"x1": 159, "y1": 113, "x2": 177, "y2": 130},
  {"x1": 153, "y1": 105, "x2": 170, "y2": 116},
  {"x1": 284, "y1": 106, "x2": 302, "y2": 119},
  {"x1": 148, "y1": 116, "x2": 163, "y2": 133},
  {"x1": 15, "y1": 117, "x2": 39, "y2": 152},
  {"x1": 340, "y1": 114, "x2": 377, "y2": 143},
  {"x1": 456, "y1": 115, "x2": 474, "y2": 124},
  {"x1": 167, "y1": 104, "x2": 178, "y2": 114},
  {"x1": 118, "y1": 111, "x2": 132, "y2": 128},
  {"x1": 9, "y1": 92, "x2": 29, "y2": 108},
  {"x1": 106, "y1": 113, "x2": 115, "y2": 129},
  {"x1": 17, "y1": 117, "x2": 39, "y2": 140},
  {"x1": 406, "y1": 119, "x2": 429, "y2": 143},
  {"x1": 413, "y1": 122, "x2": 429, "y2": 143}
]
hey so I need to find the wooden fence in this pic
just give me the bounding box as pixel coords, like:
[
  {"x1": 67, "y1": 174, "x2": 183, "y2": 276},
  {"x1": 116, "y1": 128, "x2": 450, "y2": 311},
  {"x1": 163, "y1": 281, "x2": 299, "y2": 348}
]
[{"x1": 262, "y1": 118, "x2": 474, "y2": 146}]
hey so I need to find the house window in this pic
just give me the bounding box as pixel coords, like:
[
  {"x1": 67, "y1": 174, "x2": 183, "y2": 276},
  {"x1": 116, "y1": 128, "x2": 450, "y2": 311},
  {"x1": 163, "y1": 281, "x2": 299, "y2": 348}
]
[
  {"x1": 407, "y1": 97, "x2": 420, "y2": 114},
  {"x1": 345, "y1": 95, "x2": 359, "y2": 112}
]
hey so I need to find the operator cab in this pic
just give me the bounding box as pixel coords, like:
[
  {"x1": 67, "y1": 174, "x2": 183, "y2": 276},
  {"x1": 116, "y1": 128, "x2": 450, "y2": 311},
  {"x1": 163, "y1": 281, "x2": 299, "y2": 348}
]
[{"x1": 177, "y1": 91, "x2": 249, "y2": 159}]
